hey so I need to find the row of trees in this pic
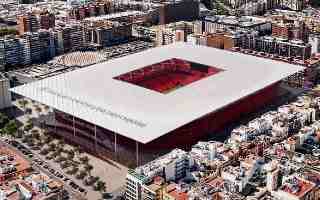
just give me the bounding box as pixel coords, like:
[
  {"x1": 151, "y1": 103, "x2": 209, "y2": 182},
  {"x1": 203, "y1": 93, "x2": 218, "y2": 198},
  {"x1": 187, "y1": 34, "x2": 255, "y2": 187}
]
[
  {"x1": 36, "y1": 136, "x2": 106, "y2": 193},
  {"x1": 18, "y1": 99, "x2": 50, "y2": 118},
  {"x1": 16, "y1": 98, "x2": 107, "y2": 194}
]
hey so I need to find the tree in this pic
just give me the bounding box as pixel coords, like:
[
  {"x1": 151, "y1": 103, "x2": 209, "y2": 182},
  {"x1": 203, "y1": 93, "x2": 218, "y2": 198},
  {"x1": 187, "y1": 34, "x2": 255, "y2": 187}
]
[
  {"x1": 67, "y1": 166, "x2": 78, "y2": 175},
  {"x1": 18, "y1": 99, "x2": 30, "y2": 118},
  {"x1": 57, "y1": 140, "x2": 65, "y2": 149},
  {"x1": 74, "y1": 145, "x2": 83, "y2": 155},
  {"x1": 26, "y1": 119, "x2": 33, "y2": 125},
  {"x1": 3, "y1": 120, "x2": 18, "y2": 138},
  {"x1": 76, "y1": 170, "x2": 87, "y2": 179},
  {"x1": 23, "y1": 123, "x2": 33, "y2": 132},
  {"x1": 60, "y1": 161, "x2": 71, "y2": 169},
  {"x1": 42, "y1": 134, "x2": 52, "y2": 144},
  {"x1": 55, "y1": 146, "x2": 64, "y2": 155},
  {"x1": 22, "y1": 135, "x2": 30, "y2": 143},
  {"x1": 40, "y1": 148, "x2": 49, "y2": 155},
  {"x1": 0, "y1": 113, "x2": 9, "y2": 128},
  {"x1": 94, "y1": 180, "x2": 106, "y2": 192},
  {"x1": 45, "y1": 154, "x2": 55, "y2": 160},
  {"x1": 34, "y1": 106, "x2": 42, "y2": 117},
  {"x1": 30, "y1": 129, "x2": 40, "y2": 140},
  {"x1": 84, "y1": 164, "x2": 93, "y2": 176},
  {"x1": 55, "y1": 156, "x2": 67, "y2": 163},
  {"x1": 80, "y1": 156, "x2": 89, "y2": 165},
  {"x1": 44, "y1": 105, "x2": 50, "y2": 112},
  {"x1": 52, "y1": 150, "x2": 61, "y2": 158},
  {"x1": 67, "y1": 149, "x2": 75, "y2": 160},
  {"x1": 27, "y1": 138, "x2": 35, "y2": 147},
  {"x1": 18, "y1": 99, "x2": 28, "y2": 111},
  {"x1": 48, "y1": 143, "x2": 57, "y2": 152},
  {"x1": 84, "y1": 176, "x2": 98, "y2": 186}
]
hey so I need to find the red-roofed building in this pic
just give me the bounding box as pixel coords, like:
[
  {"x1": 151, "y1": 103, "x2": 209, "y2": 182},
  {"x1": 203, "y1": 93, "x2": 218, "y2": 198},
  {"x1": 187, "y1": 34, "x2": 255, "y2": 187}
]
[
  {"x1": 164, "y1": 183, "x2": 188, "y2": 200},
  {"x1": 273, "y1": 176, "x2": 316, "y2": 200}
]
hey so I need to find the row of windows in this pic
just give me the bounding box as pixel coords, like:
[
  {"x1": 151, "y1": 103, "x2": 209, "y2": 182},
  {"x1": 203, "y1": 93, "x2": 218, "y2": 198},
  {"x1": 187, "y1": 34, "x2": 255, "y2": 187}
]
[
  {"x1": 125, "y1": 192, "x2": 137, "y2": 200},
  {"x1": 125, "y1": 190, "x2": 137, "y2": 199}
]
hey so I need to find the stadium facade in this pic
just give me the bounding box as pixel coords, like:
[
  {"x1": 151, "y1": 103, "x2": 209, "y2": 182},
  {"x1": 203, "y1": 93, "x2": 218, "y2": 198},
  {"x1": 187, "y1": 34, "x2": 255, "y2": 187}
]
[{"x1": 11, "y1": 43, "x2": 304, "y2": 166}]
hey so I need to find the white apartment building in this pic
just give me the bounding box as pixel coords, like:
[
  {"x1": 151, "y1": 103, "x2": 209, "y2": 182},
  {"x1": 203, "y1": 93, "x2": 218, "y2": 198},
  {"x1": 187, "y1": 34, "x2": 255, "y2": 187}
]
[{"x1": 0, "y1": 74, "x2": 11, "y2": 109}]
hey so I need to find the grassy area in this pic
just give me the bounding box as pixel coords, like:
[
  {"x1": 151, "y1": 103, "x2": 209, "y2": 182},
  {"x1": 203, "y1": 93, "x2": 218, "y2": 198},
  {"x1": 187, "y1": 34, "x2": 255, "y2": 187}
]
[{"x1": 0, "y1": 28, "x2": 17, "y2": 37}]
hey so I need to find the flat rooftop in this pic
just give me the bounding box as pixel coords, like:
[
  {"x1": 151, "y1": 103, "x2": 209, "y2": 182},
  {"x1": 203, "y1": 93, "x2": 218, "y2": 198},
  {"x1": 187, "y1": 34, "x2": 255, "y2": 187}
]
[{"x1": 11, "y1": 43, "x2": 304, "y2": 144}]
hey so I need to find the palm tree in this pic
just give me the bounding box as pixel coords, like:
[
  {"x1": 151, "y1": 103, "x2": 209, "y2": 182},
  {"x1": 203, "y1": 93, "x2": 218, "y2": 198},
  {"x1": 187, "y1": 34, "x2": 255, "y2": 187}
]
[
  {"x1": 84, "y1": 176, "x2": 98, "y2": 186},
  {"x1": 56, "y1": 146, "x2": 64, "y2": 154},
  {"x1": 80, "y1": 156, "x2": 89, "y2": 165},
  {"x1": 55, "y1": 156, "x2": 67, "y2": 163},
  {"x1": 57, "y1": 140, "x2": 65, "y2": 149},
  {"x1": 67, "y1": 149, "x2": 75, "y2": 160},
  {"x1": 23, "y1": 123, "x2": 33, "y2": 132},
  {"x1": 44, "y1": 105, "x2": 50, "y2": 112},
  {"x1": 34, "y1": 106, "x2": 42, "y2": 118},
  {"x1": 76, "y1": 170, "x2": 87, "y2": 179},
  {"x1": 40, "y1": 148, "x2": 49, "y2": 155},
  {"x1": 22, "y1": 134, "x2": 30, "y2": 143},
  {"x1": 27, "y1": 138, "x2": 35, "y2": 147},
  {"x1": 84, "y1": 164, "x2": 93, "y2": 176},
  {"x1": 67, "y1": 166, "x2": 78, "y2": 175},
  {"x1": 74, "y1": 145, "x2": 82, "y2": 156},
  {"x1": 30, "y1": 129, "x2": 40, "y2": 139},
  {"x1": 94, "y1": 180, "x2": 106, "y2": 192},
  {"x1": 48, "y1": 143, "x2": 57, "y2": 152},
  {"x1": 42, "y1": 134, "x2": 52, "y2": 144},
  {"x1": 60, "y1": 161, "x2": 71, "y2": 169},
  {"x1": 18, "y1": 99, "x2": 28, "y2": 114}
]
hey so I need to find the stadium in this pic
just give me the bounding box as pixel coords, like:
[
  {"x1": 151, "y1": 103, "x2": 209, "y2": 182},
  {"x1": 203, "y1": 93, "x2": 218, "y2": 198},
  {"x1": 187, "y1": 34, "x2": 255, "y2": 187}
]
[{"x1": 11, "y1": 43, "x2": 304, "y2": 166}]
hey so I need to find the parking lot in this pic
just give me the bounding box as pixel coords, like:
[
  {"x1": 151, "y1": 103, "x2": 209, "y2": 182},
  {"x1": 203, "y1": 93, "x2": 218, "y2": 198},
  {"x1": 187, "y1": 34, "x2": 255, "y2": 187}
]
[{"x1": 6, "y1": 139, "x2": 86, "y2": 200}]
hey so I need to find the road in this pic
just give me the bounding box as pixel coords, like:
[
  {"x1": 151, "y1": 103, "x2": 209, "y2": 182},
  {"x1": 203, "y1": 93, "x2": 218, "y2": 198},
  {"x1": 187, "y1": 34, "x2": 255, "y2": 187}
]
[{"x1": 0, "y1": 139, "x2": 87, "y2": 200}]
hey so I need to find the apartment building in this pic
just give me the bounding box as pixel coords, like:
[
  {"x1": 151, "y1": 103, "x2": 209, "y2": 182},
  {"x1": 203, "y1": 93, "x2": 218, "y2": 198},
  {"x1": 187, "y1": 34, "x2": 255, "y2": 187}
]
[
  {"x1": 17, "y1": 13, "x2": 40, "y2": 35},
  {"x1": 272, "y1": 20, "x2": 309, "y2": 43},
  {"x1": 202, "y1": 16, "x2": 271, "y2": 36},
  {"x1": 125, "y1": 149, "x2": 192, "y2": 200},
  {"x1": 86, "y1": 21, "x2": 132, "y2": 47},
  {"x1": 54, "y1": 23, "x2": 85, "y2": 54},
  {"x1": 0, "y1": 73, "x2": 11, "y2": 109},
  {"x1": 0, "y1": 36, "x2": 24, "y2": 67},
  {"x1": 38, "y1": 11, "x2": 55, "y2": 30},
  {"x1": 159, "y1": 0, "x2": 199, "y2": 25}
]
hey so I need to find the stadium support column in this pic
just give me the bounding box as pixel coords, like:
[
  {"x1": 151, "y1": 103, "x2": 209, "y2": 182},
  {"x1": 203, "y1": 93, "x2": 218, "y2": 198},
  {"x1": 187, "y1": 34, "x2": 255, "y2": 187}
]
[
  {"x1": 54, "y1": 112, "x2": 57, "y2": 134},
  {"x1": 136, "y1": 141, "x2": 139, "y2": 167},
  {"x1": 94, "y1": 125, "x2": 97, "y2": 153},
  {"x1": 73, "y1": 116, "x2": 76, "y2": 138},
  {"x1": 114, "y1": 133, "x2": 117, "y2": 155}
]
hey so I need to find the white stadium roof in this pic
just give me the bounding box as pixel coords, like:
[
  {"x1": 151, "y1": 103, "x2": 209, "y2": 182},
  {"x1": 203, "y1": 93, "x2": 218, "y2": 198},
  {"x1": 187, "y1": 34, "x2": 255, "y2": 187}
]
[{"x1": 11, "y1": 43, "x2": 304, "y2": 144}]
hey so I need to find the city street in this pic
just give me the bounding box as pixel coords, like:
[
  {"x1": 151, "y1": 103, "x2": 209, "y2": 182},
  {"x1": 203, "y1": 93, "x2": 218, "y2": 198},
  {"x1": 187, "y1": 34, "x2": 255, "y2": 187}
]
[{"x1": 0, "y1": 138, "x2": 85, "y2": 200}]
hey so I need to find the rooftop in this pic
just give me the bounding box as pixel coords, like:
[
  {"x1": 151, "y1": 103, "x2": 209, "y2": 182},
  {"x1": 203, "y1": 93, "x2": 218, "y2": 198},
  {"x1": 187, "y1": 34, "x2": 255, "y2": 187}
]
[
  {"x1": 204, "y1": 16, "x2": 268, "y2": 27},
  {"x1": 83, "y1": 11, "x2": 145, "y2": 22},
  {"x1": 280, "y1": 176, "x2": 315, "y2": 198},
  {"x1": 0, "y1": 147, "x2": 31, "y2": 174},
  {"x1": 135, "y1": 149, "x2": 187, "y2": 179},
  {"x1": 11, "y1": 43, "x2": 304, "y2": 144}
]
